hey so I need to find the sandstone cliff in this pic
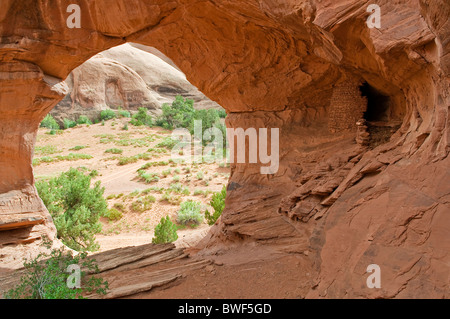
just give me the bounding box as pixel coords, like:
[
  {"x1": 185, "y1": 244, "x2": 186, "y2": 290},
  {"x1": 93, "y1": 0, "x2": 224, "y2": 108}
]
[
  {"x1": 51, "y1": 43, "x2": 222, "y2": 124},
  {"x1": 0, "y1": 0, "x2": 448, "y2": 298}
]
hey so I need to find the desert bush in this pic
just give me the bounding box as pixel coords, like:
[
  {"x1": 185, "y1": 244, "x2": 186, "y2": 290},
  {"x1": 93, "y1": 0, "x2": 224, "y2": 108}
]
[
  {"x1": 118, "y1": 153, "x2": 151, "y2": 165},
  {"x1": 36, "y1": 168, "x2": 107, "y2": 251},
  {"x1": 156, "y1": 95, "x2": 195, "y2": 129},
  {"x1": 152, "y1": 216, "x2": 178, "y2": 244},
  {"x1": 130, "y1": 195, "x2": 155, "y2": 213},
  {"x1": 155, "y1": 96, "x2": 226, "y2": 150},
  {"x1": 89, "y1": 170, "x2": 99, "y2": 178},
  {"x1": 218, "y1": 109, "x2": 227, "y2": 118},
  {"x1": 155, "y1": 136, "x2": 178, "y2": 150},
  {"x1": 188, "y1": 108, "x2": 219, "y2": 134},
  {"x1": 100, "y1": 109, "x2": 116, "y2": 121},
  {"x1": 40, "y1": 114, "x2": 60, "y2": 130},
  {"x1": 105, "y1": 148, "x2": 123, "y2": 154},
  {"x1": 196, "y1": 171, "x2": 204, "y2": 180},
  {"x1": 113, "y1": 203, "x2": 125, "y2": 211},
  {"x1": 4, "y1": 238, "x2": 108, "y2": 299},
  {"x1": 69, "y1": 145, "x2": 87, "y2": 151},
  {"x1": 106, "y1": 208, "x2": 123, "y2": 221},
  {"x1": 33, "y1": 153, "x2": 93, "y2": 166},
  {"x1": 76, "y1": 115, "x2": 92, "y2": 125},
  {"x1": 130, "y1": 107, "x2": 153, "y2": 127},
  {"x1": 116, "y1": 107, "x2": 131, "y2": 118},
  {"x1": 35, "y1": 145, "x2": 60, "y2": 156},
  {"x1": 160, "y1": 191, "x2": 182, "y2": 205},
  {"x1": 177, "y1": 200, "x2": 203, "y2": 226},
  {"x1": 205, "y1": 185, "x2": 226, "y2": 226},
  {"x1": 168, "y1": 183, "x2": 190, "y2": 196},
  {"x1": 161, "y1": 169, "x2": 172, "y2": 177},
  {"x1": 137, "y1": 170, "x2": 160, "y2": 183},
  {"x1": 63, "y1": 118, "x2": 77, "y2": 129}
]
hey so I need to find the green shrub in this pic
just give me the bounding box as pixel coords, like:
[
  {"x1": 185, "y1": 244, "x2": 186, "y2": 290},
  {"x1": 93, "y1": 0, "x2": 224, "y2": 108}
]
[
  {"x1": 130, "y1": 107, "x2": 153, "y2": 127},
  {"x1": 205, "y1": 185, "x2": 226, "y2": 225},
  {"x1": 152, "y1": 216, "x2": 178, "y2": 244},
  {"x1": 40, "y1": 114, "x2": 60, "y2": 130},
  {"x1": 155, "y1": 96, "x2": 226, "y2": 150},
  {"x1": 63, "y1": 118, "x2": 77, "y2": 129},
  {"x1": 196, "y1": 171, "x2": 204, "y2": 180},
  {"x1": 144, "y1": 186, "x2": 164, "y2": 194},
  {"x1": 117, "y1": 107, "x2": 131, "y2": 118},
  {"x1": 122, "y1": 123, "x2": 129, "y2": 131},
  {"x1": 33, "y1": 153, "x2": 93, "y2": 166},
  {"x1": 137, "y1": 170, "x2": 160, "y2": 183},
  {"x1": 113, "y1": 203, "x2": 125, "y2": 210},
  {"x1": 161, "y1": 169, "x2": 172, "y2": 177},
  {"x1": 107, "y1": 208, "x2": 123, "y2": 221},
  {"x1": 160, "y1": 191, "x2": 182, "y2": 205},
  {"x1": 140, "y1": 161, "x2": 169, "y2": 170},
  {"x1": 130, "y1": 195, "x2": 155, "y2": 213},
  {"x1": 188, "y1": 109, "x2": 219, "y2": 134},
  {"x1": 35, "y1": 145, "x2": 60, "y2": 156},
  {"x1": 118, "y1": 153, "x2": 151, "y2": 165},
  {"x1": 69, "y1": 145, "x2": 87, "y2": 151},
  {"x1": 89, "y1": 169, "x2": 99, "y2": 178},
  {"x1": 193, "y1": 189, "x2": 204, "y2": 196},
  {"x1": 77, "y1": 115, "x2": 92, "y2": 125},
  {"x1": 4, "y1": 239, "x2": 108, "y2": 299},
  {"x1": 156, "y1": 95, "x2": 195, "y2": 129},
  {"x1": 105, "y1": 148, "x2": 123, "y2": 154},
  {"x1": 218, "y1": 109, "x2": 227, "y2": 118},
  {"x1": 36, "y1": 168, "x2": 108, "y2": 251},
  {"x1": 168, "y1": 183, "x2": 190, "y2": 195},
  {"x1": 156, "y1": 136, "x2": 178, "y2": 150},
  {"x1": 100, "y1": 109, "x2": 116, "y2": 121},
  {"x1": 177, "y1": 200, "x2": 203, "y2": 226}
]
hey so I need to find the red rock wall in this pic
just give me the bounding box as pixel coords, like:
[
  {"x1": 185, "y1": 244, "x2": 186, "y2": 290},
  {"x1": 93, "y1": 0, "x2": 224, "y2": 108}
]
[{"x1": 0, "y1": 0, "x2": 448, "y2": 297}]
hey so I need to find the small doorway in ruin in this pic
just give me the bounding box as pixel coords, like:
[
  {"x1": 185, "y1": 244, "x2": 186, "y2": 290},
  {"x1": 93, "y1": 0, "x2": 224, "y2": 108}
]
[{"x1": 358, "y1": 82, "x2": 400, "y2": 148}]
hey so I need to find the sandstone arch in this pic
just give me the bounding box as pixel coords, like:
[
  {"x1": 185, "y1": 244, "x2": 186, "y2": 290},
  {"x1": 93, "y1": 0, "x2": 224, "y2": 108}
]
[{"x1": 0, "y1": 0, "x2": 448, "y2": 298}]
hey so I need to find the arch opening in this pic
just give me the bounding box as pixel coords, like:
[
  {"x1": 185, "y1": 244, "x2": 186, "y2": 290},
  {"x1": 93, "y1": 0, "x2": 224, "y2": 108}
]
[{"x1": 33, "y1": 43, "x2": 230, "y2": 253}]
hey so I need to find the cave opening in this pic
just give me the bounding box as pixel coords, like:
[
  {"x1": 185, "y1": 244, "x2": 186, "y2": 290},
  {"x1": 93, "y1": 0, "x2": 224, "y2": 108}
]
[
  {"x1": 360, "y1": 82, "x2": 390, "y2": 122},
  {"x1": 358, "y1": 82, "x2": 400, "y2": 148}
]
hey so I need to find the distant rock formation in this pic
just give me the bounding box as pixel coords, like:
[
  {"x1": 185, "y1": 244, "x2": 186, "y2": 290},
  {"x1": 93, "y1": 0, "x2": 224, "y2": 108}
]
[{"x1": 50, "y1": 43, "x2": 222, "y2": 124}]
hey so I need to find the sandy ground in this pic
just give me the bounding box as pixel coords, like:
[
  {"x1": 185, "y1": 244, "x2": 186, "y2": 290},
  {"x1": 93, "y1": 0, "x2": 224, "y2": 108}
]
[{"x1": 34, "y1": 119, "x2": 230, "y2": 252}]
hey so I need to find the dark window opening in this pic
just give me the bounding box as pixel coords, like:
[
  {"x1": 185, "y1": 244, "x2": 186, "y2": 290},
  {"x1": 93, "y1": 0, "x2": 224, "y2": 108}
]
[
  {"x1": 360, "y1": 82, "x2": 390, "y2": 122},
  {"x1": 359, "y1": 82, "x2": 400, "y2": 148}
]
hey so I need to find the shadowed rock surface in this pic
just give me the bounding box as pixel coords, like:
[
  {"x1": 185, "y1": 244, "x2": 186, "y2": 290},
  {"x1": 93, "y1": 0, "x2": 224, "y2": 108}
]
[{"x1": 0, "y1": 0, "x2": 448, "y2": 298}]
